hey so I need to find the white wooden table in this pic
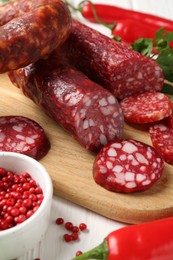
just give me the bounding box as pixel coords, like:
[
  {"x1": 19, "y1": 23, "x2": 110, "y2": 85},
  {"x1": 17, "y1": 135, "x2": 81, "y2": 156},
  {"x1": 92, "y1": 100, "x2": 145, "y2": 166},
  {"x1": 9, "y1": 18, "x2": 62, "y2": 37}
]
[{"x1": 1, "y1": 0, "x2": 172, "y2": 259}]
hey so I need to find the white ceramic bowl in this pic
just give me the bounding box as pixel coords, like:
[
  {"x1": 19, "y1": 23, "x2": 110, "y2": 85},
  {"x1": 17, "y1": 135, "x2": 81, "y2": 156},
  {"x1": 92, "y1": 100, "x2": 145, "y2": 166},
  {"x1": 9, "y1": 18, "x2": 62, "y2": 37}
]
[{"x1": 0, "y1": 152, "x2": 53, "y2": 260}]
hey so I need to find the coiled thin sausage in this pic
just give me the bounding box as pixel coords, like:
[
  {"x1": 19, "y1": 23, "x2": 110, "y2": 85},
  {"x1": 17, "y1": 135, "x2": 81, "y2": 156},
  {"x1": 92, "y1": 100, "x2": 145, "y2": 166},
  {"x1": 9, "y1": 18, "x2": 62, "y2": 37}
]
[{"x1": 0, "y1": 0, "x2": 71, "y2": 73}]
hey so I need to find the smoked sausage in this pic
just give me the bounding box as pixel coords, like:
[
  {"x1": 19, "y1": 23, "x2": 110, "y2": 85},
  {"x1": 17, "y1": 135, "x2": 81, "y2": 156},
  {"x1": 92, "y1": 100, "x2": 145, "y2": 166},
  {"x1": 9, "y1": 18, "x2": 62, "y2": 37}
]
[
  {"x1": 0, "y1": 0, "x2": 71, "y2": 73},
  {"x1": 8, "y1": 53, "x2": 124, "y2": 152},
  {"x1": 60, "y1": 19, "x2": 164, "y2": 100}
]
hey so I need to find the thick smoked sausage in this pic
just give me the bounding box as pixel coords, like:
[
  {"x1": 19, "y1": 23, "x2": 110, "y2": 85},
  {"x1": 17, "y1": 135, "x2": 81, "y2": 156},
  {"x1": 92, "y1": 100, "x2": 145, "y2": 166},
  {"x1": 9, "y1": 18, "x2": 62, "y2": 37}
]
[
  {"x1": 60, "y1": 19, "x2": 164, "y2": 100},
  {"x1": 0, "y1": 0, "x2": 71, "y2": 73},
  {"x1": 8, "y1": 54, "x2": 124, "y2": 152}
]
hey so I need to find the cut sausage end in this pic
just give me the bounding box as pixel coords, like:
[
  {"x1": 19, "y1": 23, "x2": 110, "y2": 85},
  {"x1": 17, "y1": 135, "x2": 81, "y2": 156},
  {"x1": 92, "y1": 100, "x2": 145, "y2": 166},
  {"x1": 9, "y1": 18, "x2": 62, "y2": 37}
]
[
  {"x1": 75, "y1": 92, "x2": 124, "y2": 152},
  {"x1": 60, "y1": 19, "x2": 164, "y2": 100},
  {"x1": 108, "y1": 57, "x2": 164, "y2": 100}
]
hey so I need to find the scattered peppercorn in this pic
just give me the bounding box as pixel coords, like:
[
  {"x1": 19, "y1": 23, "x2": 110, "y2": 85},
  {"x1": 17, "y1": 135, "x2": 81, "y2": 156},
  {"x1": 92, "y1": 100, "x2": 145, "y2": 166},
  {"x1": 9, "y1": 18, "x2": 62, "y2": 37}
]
[
  {"x1": 72, "y1": 225, "x2": 79, "y2": 233},
  {"x1": 65, "y1": 221, "x2": 74, "y2": 231},
  {"x1": 75, "y1": 250, "x2": 83, "y2": 256},
  {"x1": 79, "y1": 223, "x2": 87, "y2": 231},
  {"x1": 55, "y1": 217, "x2": 88, "y2": 246},
  {"x1": 55, "y1": 217, "x2": 64, "y2": 225},
  {"x1": 64, "y1": 233, "x2": 73, "y2": 242},
  {"x1": 71, "y1": 232, "x2": 79, "y2": 241}
]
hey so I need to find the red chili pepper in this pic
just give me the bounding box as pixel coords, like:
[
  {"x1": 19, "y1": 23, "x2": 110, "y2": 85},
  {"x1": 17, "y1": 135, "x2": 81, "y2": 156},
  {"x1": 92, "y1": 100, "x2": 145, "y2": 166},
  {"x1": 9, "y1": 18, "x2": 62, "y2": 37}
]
[
  {"x1": 112, "y1": 19, "x2": 162, "y2": 44},
  {"x1": 80, "y1": 1, "x2": 173, "y2": 31},
  {"x1": 67, "y1": 1, "x2": 173, "y2": 46},
  {"x1": 72, "y1": 217, "x2": 173, "y2": 259}
]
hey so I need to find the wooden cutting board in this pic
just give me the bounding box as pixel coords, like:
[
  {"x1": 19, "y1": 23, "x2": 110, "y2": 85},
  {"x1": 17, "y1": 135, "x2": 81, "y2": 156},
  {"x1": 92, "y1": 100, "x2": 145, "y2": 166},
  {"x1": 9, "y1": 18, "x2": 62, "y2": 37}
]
[{"x1": 1, "y1": 73, "x2": 173, "y2": 224}]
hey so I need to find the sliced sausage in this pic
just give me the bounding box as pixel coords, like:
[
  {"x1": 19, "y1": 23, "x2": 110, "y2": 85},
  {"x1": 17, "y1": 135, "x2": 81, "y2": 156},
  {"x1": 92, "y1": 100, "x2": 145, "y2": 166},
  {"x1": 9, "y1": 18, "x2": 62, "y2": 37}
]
[
  {"x1": 59, "y1": 19, "x2": 164, "y2": 100},
  {"x1": 149, "y1": 122, "x2": 173, "y2": 164},
  {"x1": 93, "y1": 139, "x2": 164, "y2": 193},
  {"x1": 0, "y1": 0, "x2": 71, "y2": 73},
  {"x1": 0, "y1": 115, "x2": 50, "y2": 160},
  {"x1": 120, "y1": 92, "x2": 173, "y2": 124},
  {"x1": 8, "y1": 57, "x2": 124, "y2": 152}
]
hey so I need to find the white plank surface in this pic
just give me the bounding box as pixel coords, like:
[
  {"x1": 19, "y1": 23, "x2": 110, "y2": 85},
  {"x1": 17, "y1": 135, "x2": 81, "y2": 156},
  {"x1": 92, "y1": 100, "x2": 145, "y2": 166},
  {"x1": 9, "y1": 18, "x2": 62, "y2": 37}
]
[{"x1": 0, "y1": 0, "x2": 172, "y2": 259}]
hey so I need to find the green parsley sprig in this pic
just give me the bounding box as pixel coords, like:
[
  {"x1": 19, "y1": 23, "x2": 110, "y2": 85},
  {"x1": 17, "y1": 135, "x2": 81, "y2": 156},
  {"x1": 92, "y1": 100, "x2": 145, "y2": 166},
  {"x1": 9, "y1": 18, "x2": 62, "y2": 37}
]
[{"x1": 131, "y1": 28, "x2": 173, "y2": 94}]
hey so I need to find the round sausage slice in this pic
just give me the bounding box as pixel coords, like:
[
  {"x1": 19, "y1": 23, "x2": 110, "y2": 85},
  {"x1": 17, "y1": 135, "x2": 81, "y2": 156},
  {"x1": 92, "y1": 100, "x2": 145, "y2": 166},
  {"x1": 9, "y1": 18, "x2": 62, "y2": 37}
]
[
  {"x1": 0, "y1": 116, "x2": 50, "y2": 160},
  {"x1": 149, "y1": 122, "x2": 173, "y2": 165},
  {"x1": 93, "y1": 139, "x2": 164, "y2": 193},
  {"x1": 120, "y1": 92, "x2": 173, "y2": 124}
]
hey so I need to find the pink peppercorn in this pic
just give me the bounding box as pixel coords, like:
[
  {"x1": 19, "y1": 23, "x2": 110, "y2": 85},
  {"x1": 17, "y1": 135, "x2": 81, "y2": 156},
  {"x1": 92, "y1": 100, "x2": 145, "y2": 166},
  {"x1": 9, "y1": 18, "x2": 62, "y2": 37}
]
[{"x1": 0, "y1": 168, "x2": 44, "y2": 231}]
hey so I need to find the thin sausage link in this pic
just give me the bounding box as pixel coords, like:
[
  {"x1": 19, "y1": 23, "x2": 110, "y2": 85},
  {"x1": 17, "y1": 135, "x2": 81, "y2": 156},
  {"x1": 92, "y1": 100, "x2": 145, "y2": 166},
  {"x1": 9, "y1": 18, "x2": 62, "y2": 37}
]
[
  {"x1": 0, "y1": 0, "x2": 70, "y2": 25},
  {"x1": 0, "y1": 0, "x2": 71, "y2": 73}
]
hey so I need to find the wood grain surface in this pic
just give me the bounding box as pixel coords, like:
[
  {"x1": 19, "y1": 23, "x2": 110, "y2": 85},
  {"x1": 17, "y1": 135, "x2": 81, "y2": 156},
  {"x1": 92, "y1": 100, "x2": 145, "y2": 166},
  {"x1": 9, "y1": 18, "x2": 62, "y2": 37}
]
[{"x1": 1, "y1": 73, "x2": 173, "y2": 224}]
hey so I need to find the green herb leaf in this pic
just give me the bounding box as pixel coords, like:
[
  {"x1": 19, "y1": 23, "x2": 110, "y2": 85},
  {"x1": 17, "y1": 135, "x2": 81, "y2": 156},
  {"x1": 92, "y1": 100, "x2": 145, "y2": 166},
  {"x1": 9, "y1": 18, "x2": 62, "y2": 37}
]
[
  {"x1": 131, "y1": 38, "x2": 153, "y2": 57},
  {"x1": 161, "y1": 82, "x2": 173, "y2": 94},
  {"x1": 156, "y1": 28, "x2": 173, "y2": 43},
  {"x1": 155, "y1": 27, "x2": 165, "y2": 41},
  {"x1": 155, "y1": 49, "x2": 173, "y2": 82},
  {"x1": 131, "y1": 28, "x2": 173, "y2": 94},
  {"x1": 112, "y1": 36, "x2": 122, "y2": 42}
]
